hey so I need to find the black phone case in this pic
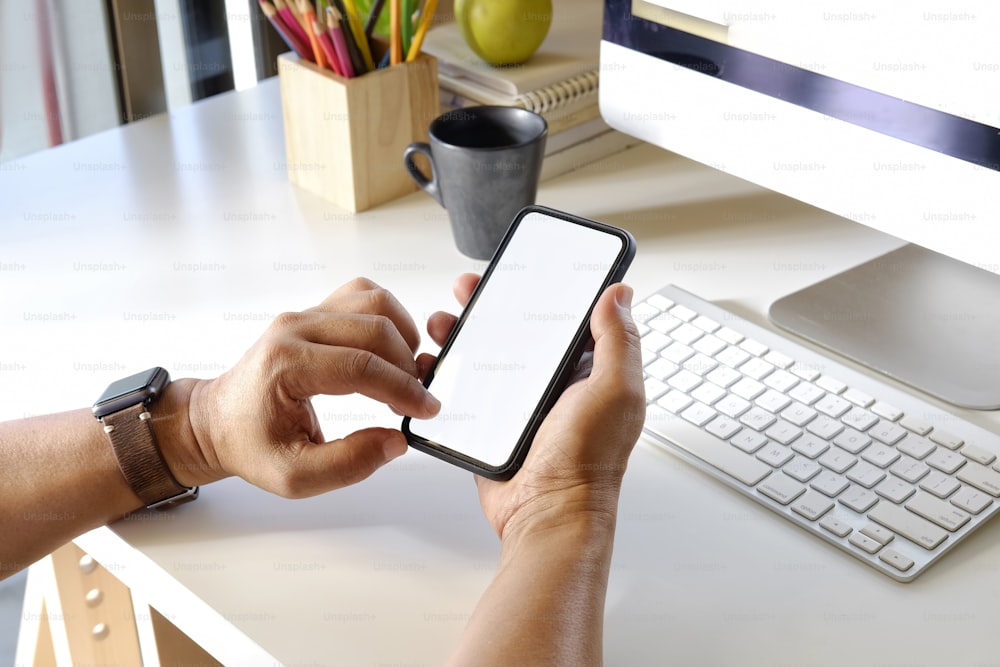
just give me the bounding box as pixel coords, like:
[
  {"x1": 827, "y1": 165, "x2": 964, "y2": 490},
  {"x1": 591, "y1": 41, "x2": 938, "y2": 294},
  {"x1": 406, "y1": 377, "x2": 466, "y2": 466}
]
[{"x1": 402, "y1": 205, "x2": 637, "y2": 480}]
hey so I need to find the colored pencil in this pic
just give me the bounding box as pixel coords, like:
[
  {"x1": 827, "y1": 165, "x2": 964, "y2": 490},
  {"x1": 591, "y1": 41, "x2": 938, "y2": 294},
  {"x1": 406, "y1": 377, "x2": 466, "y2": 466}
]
[
  {"x1": 389, "y1": 0, "x2": 402, "y2": 65},
  {"x1": 363, "y1": 0, "x2": 386, "y2": 37},
  {"x1": 274, "y1": 0, "x2": 312, "y2": 52},
  {"x1": 260, "y1": 0, "x2": 314, "y2": 61},
  {"x1": 314, "y1": 20, "x2": 343, "y2": 74},
  {"x1": 326, "y1": 6, "x2": 355, "y2": 77},
  {"x1": 341, "y1": 0, "x2": 375, "y2": 72},
  {"x1": 297, "y1": 0, "x2": 328, "y2": 68},
  {"x1": 405, "y1": 0, "x2": 438, "y2": 62}
]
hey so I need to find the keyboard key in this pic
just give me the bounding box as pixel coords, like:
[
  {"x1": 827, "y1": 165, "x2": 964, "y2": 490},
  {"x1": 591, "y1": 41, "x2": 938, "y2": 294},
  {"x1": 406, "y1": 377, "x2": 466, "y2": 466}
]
[
  {"x1": 645, "y1": 405, "x2": 771, "y2": 486},
  {"x1": 657, "y1": 390, "x2": 693, "y2": 415},
  {"x1": 716, "y1": 346, "x2": 752, "y2": 369},
  {"x1": 847, "y1": 462, "x2": 886, "y2": 489},
  {"x1": 731, "y1": 377, "x2": 766, "y2": 401},
  {"x1": 739, "y1": 357, "x2": 775, "y2": 381},
  {"x1": 815, "y1": 394, "x2": 851, "y2": 419},
  {"x1": 759, "y1": 474, "x2": 806, "y2": 505},
  {"x1": 816, "y1": 375, "x2": 847, "y2": 395},
  {"x1": 756, "y1": 389, "x2": 792, "y2": 414},
  {"x1": 860, "y1": 523, "x2": 895, "y2": 546},
  {"x1": 869, "y1": 420, "x2": 907, "y2": 446},
  {"x1": 716, "y1": 394, "x2": 751, "y2": 419},
  {"x1": 871, "y1": 402, "x2": 904, "y2": 421},
  {"x1": 693, "y1": 334, "x2": 727, "y2": 357},
  {"x1": 791, "y1": 434, "x2": 830, "y2": 460},
  {"x1": 889, "y1": 456, "x2": 930, "y2": 484},
  {"x1": 671, "y1": 322, "x2": 704, "y2": 345},
  {"x1": 704, "y1": 415, "x2": 742, "y2": 440},
  {"x1": 641, "y1": 330, "x2": 671, "y2": 352},
  {"x1": 649, "y1": 314, "x2": 683, "y2": 335},
  {"x1": 790, "y1": 364, "x2": 821, "y2": 382},
  {"x1": 781, "y1": 402, "x2": 818, "y2": 427},
  {"x1": 956, "y1": 462, "x2": 1000, "y2": 497},
  {"x1": 763, "y1": 350, "x2": 794, "y2": 370},
  {"x1": 681, "y1": 402, "x2": 717, "y2": 427},
  {"x1": 690, "y1": 381, "x2": 727, "y2": 406},
  {"x1": 763, "y1": 369, "x2": 799, "y2": 393},
  {"x1": 950, "y1": 487, "x2": 993, "y2": 515},
  {"x1": 668, "y1": 369, "x2": 703, "y2": 393},
  {"x1": 764, "y1": 419, "x2": 802, "y2": 446},
  {"x1": 874, "y1": 477, "x2": 915, "y2": 504},
  {"x1": 715, "y1": 326, "x2": 744, "y2": 345},
  {"x1": 731, "y1": 429, "x2": 768, "y2": 454},
  {"x1": 739, "y1": 338, "x2": 769, "y2": 357},
  {"x1": 806, "y1": 416, "x2": 845, "y2": 441},
  {"x1": 833, "y1": 428, "x2": 872, "y2": 454},
  {"x1": 645, "y1": 294, "x2": 674, "y2": 311},
  {"x1": 900, "y1": 415, "x2": 934, "y2": 436},
  {"x1": 840, "y1": 407, "x2": 879, "y2": 433},
  {"x1": 706, "y1": 365, "x2": 742, "y2": 389},
  {"x1": 788, "y1": 382, "x2": 825, "y2": 406},
  {"x1": 820, "y1": 514, "x2": 853, "y2": 537},
  {"x1": 879, "y1": 549, "x2": 915, "y2": 572},
  {"x1": 784, "y1": 457, "x2": 822, "y2": 483},
  {"x1": 960, "y1": 444, "x2": 996, "y2": 467},
  {"x1": 919, "y1": 471, "x2": 961, "y2": 499},
  {"x1": 906, "y1": 493, "x2": 971, "y2": 532},
  {"x1": 925, "y1": 448, "x2": 966, "y2": 475},
  {"x1": 811, "y1": 472, "x2": 850, "y2": 498},
  {"x1": 868, "y1": 501, "x2": 948, "y2": 550},
  {"x1": 692, "y1": 314, "x2": 720, "y2": 333},
  {"x1": 861, "y1": 444, "x2": 901, "y2": 469},
  {"x1": 683, "y1": 353, "x2": 718, "y2": 376},
  {"x1": 662, "y1": 342, "x2": 695, "y2": 364},
  {"x1": 849, "y1": 532, "x2": 883, "y2": 554},
  {"x1": 669, "y1": 304, "x2": 697, "y2": 322},
  {"x1": 633, "y1": 302, "x2": 661, "y2": 325},
  {"x1": 840, "y1": 486, "x2": 879, "y2": 513},
  {"x1": 739, "y1": 407, "x2": 777, "y2": 432},
  {"x1": 929, "y1": 429, "x2": 964, "y2": 450},
  {"x1": 790, "y1": 490, "x2": 834, "y2": 520},
  {"x1": 818, "y1": 447, "x2": 857, "y2": 474},
  {"x1": 757, "y1": 444, "x2": 795, "y2": 468},
  {"x1": 843, "y1": 388, "x2": 875, "y2": 408},
  {"x1": 645, "y1": 358, "x2": 680, "y2": 382},
  {"x1": 896, "y1": 435, "x2": 935, "y2": 460}
]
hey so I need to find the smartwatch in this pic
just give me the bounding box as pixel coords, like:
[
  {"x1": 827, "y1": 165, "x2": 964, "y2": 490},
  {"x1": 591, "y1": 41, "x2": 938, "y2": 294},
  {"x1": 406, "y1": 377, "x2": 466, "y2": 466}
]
[{"x1": 93, "y1": 367, "x2": 199, "y2": 510}]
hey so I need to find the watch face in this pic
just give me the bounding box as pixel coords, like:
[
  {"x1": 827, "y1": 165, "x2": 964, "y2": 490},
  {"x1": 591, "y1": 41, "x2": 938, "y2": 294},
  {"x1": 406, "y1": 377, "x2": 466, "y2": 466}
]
[{"x1": 93, "y1": 367, "x2": 169, "y2": 418}]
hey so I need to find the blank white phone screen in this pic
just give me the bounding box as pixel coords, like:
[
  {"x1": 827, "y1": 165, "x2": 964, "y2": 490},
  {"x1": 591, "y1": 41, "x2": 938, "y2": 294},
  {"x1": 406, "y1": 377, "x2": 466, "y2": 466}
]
[{"x1": 409, "y1": 211, "x2": 627, "y2": 467}]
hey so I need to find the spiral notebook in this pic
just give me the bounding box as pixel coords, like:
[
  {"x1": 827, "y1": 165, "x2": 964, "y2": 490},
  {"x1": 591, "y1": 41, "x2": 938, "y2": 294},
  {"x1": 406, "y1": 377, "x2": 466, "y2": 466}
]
[{"x1": 421, "y1": 0, "x2": 603, "y2": 121}]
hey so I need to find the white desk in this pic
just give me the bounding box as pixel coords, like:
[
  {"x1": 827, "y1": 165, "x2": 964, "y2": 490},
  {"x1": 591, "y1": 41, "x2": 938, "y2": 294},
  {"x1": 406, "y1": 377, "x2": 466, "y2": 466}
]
[{"x1": 5, "y1": 79, "x2": 1000, "y2": 666}]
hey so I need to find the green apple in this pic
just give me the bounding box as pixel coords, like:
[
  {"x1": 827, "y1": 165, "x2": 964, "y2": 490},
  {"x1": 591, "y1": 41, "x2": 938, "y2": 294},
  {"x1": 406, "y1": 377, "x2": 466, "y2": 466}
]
[{"x1": 456, "y1": 0, "x2": 553, "y2": 66}]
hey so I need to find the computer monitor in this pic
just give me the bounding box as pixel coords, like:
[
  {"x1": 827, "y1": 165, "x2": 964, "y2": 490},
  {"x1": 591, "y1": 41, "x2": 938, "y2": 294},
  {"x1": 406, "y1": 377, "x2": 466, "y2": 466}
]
[{"x1": 599, "y1": 0, "x2": 1000, "y2": 409}]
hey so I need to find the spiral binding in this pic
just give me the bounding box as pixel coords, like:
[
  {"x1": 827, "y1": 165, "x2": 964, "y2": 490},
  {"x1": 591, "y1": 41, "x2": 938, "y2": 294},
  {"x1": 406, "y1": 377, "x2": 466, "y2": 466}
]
[{"x1": 514, "y1": 70, "x2": 600, "y2": 114}]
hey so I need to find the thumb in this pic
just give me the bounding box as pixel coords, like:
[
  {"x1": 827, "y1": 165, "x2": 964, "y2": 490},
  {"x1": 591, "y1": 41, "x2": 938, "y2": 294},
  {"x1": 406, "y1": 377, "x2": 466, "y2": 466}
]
[
  {"x1": 285, "y1": 428, "x2": 409, "y2": 496},
  {"x1": 586, "y1": 282, "x2": 644, "y2": 394}
]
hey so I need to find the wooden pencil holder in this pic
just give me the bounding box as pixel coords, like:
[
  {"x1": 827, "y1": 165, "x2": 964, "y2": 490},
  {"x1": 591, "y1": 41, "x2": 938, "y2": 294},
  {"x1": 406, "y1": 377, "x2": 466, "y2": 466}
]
[{"x1": 278, "y1": 48, "x2": 439, "y2": 212}]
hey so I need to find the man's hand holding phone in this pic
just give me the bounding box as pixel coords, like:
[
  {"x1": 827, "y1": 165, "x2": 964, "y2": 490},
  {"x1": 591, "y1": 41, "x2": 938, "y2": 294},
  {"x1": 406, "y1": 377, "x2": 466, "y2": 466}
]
[{"x1": 425, "y1": 273, "x2": 645, "y2": 541}]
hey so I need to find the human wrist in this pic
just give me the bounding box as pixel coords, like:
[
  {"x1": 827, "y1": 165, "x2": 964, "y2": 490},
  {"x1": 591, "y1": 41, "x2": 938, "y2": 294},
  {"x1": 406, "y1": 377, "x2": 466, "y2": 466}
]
[
  {"x1": 498, "y1": 483, "x2": 621, "y2": 555},
  {"x1": 150, "y1": 378, "x2": 229, "y2": 488}
]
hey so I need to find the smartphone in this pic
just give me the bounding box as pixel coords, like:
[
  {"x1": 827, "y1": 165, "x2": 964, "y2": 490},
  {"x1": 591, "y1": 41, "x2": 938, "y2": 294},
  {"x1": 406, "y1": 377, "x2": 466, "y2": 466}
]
[{"x1": 402, "y1": 205, "x2": 637, "y2": 480}]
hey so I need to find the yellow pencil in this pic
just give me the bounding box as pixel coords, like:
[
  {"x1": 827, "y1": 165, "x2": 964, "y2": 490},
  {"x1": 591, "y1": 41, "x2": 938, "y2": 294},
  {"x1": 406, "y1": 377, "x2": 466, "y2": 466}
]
[
  {"x1": 341, "y1": 0, "x2": 375, "y2": 72},
  {"x1": 406, "y1": 0, "x2": 438, "y2": 62}
]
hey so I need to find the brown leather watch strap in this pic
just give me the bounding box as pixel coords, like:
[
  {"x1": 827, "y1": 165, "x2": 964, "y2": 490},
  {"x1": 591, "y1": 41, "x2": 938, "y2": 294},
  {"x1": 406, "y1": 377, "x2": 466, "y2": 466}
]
[{"x1": 101, "y1": 402, "x2": 192, "y2": 508}]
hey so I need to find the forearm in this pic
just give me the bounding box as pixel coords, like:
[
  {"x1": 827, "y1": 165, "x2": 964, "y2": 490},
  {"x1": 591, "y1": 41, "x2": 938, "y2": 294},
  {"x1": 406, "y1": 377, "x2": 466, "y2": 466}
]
[
  {"x1": 448, "y1": 514, "x2": 618, "y2": 667},
  {"x1": 0, "y1": 379, "x2": 210, "y2": 579}
]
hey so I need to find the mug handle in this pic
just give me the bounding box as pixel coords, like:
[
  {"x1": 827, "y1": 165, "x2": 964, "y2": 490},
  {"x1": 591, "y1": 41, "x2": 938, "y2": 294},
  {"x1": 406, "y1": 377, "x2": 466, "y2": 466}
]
[{"x1": 403, "y1": 142, "x2": 444, "y2": 207}]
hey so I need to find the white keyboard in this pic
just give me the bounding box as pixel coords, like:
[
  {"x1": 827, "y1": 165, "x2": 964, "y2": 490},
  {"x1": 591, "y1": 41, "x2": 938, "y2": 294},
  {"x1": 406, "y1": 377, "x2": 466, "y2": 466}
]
[{"x1": 638, "y1": 285, "x2": 1000, "y2": 582}]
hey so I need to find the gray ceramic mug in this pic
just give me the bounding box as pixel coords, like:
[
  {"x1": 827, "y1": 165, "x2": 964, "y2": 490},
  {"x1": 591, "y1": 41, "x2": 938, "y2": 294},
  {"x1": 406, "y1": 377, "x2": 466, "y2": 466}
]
[{"x1": 403, "y1": 106, "x2": 548, "y2": 260}]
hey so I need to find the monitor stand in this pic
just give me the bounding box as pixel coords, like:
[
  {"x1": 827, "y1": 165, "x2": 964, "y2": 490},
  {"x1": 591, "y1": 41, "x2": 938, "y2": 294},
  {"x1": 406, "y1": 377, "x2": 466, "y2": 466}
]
[{"x1": 768, "y1": 243, "x2": 1000, "y2": 411}]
